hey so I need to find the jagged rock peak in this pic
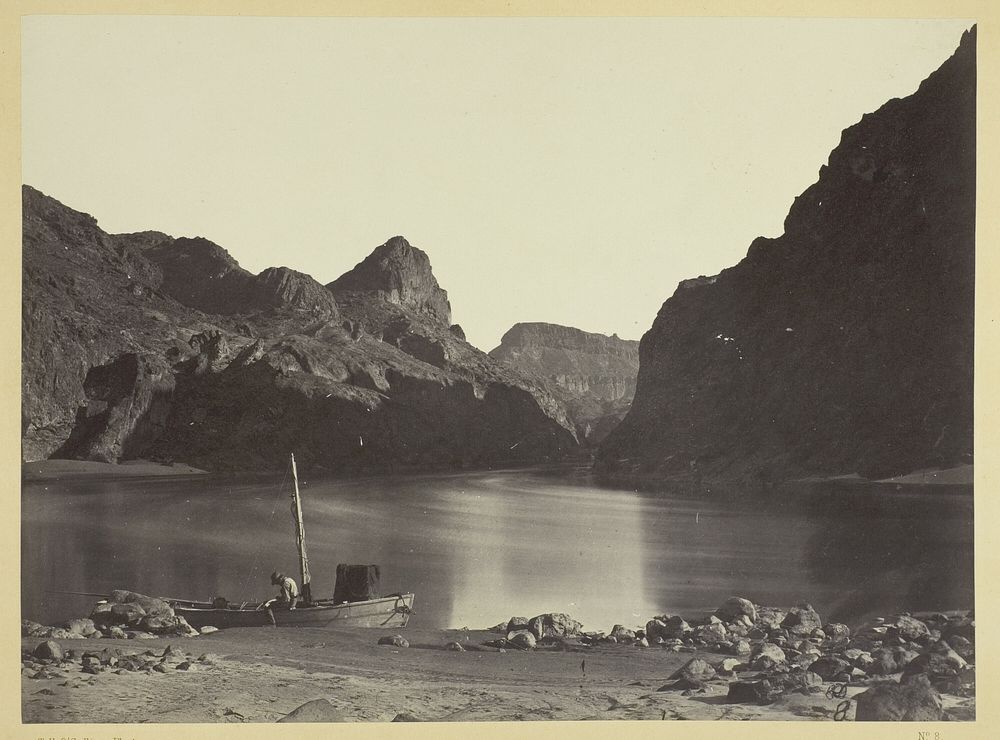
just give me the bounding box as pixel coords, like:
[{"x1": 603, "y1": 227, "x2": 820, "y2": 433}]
[{"x1": 328, "y1": 236, "x2": 452, "y2": 325}]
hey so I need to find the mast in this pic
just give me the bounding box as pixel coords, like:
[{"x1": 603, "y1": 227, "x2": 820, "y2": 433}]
[{"x1": 290, "y1": 453, "x2": 312, "y2": 604}]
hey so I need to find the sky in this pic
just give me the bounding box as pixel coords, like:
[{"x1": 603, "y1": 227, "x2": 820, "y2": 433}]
[{"x1": 21, "y1": 16, "x2": 973, "y2": 351}]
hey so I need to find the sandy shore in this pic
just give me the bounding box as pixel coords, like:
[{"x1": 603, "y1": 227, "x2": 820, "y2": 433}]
[{"x1": 20, "y1": 624, "x2": 973, "y2": 723}]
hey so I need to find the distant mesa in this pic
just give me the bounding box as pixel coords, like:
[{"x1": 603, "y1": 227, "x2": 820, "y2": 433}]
[{"x1": 490, "y1": 322, "x2": 640, "y2": 445}]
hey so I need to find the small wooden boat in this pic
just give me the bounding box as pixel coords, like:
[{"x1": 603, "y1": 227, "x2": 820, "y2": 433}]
[
  {"x1": 171, "y1": 453, "x2": 414, "y2": 630},
  {"x1": 171, "y1": 593, "x2": 415, "y2": 630}
]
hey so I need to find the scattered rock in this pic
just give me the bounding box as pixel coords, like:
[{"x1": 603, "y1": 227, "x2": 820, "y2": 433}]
[
  {"x1": 392, "y1": 713, "x2": 422, "y2": 722},
  {"x1": 669, "y1": 657, "x2": 716, "y2": 683},
  {"x1": 718, "y1": 658, "x2": 742, "y2": 674},
  {"x1": 755, "y1": 607, "x2": 787, "y2": 630},
  {"x1": 527, "y1": 613, "x2": 583, "y2": 640},
  {"x1": 946, "y1": 634, "x2": 974, "y2": 660},
  {"x1": 731, "y1": 639, "x2": 752, "y2": 656},
  {"x1": 727, "y1": 679, "x2": 778, "y2": 705},
  {"x1": 200, "y1": 626, "x2": 219, "y2": 635},
  {"x1": 806, "y1": 655, "x2": 851, "y2": 681},
  {"x1": 749, "y1": 642, "x2": 786, "y2": 670},
  {"x1": 885, "y1": 615, "x2": 931, "y2": 642},
  {"x1": 109, "y1": 602, "x2": 147, "y2": 625},
  {"x1": 22, "y1": 620, "x2": 48, "y2": 638},
  {"x1": 855, "y1": 674, "x2": 943, "y2": 721},
  {"x1": 444, "y1": 641, "x2": 465, "y2": 652},
  {"x1": 505, "y1": 616, "x2": 529, "y2": 634},
  {"x1": 824, "y1": 623, "x2": 851, "y2": 641},
  {"x1": 609, "y1": 625, "x2": 635, "y2": 641},
  {"x1": 377, "y1": 635, "x2": 409, "y2": 648},
  {"x1": 508, "y1": 632, "x2": 536, "y2": 650},
  {"x1": 781, "y1": 604, "x2": 823, "y2": 637},
  {"x1": 646, "y1": 616, "x2": 690, "y2": 641},
  {"x1": 694, "y1": 623, "x2": 728, "y2": 644},
  {"x1": 901, "y1": 641, "x2": 968, "y2": 688},
  {"x1": 64, "y1": 618, "x2": 98, "y2": 637},
  {"x1": 33, "y1": 641, "x2": 64, "y2": 662},
  {"x1": 278, "y1": 698, "x2": 349, "y2": 723}
]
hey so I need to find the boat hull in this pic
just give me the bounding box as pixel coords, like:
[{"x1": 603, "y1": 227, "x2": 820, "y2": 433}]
[{"x1": 173, "y1": 593, "x2": 414, "y2": 630}]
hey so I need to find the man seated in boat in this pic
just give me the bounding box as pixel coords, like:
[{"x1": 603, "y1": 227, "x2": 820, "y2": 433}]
[{"x1": 269, "y1": 571, "x2": 299, "y2": 610}]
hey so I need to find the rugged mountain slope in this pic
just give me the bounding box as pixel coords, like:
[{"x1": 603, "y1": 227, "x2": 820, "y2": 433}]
[
  {"x1": 22, "y1": 189, "x2": 577, "y2": 471},
  {"x1": 597, "y1": 28, "x2": 975, "y2": 489},
  {"x1": 489, "y1": 323, "x2": 640, "y2": 443}
]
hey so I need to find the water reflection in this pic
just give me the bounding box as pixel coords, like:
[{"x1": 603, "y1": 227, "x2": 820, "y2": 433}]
[{"x1": 22, "y1": 469, "x2": 972, "y2": 631}]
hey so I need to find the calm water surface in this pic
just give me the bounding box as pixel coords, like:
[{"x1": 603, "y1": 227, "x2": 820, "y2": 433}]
[{"x1": 22, "y1": 467, "x2": 973, "y2": 630}]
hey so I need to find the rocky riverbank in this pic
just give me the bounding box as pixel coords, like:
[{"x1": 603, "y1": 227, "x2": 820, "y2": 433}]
[{"x1": 22, "y1": 596, "x2": 974, "y2": 723}]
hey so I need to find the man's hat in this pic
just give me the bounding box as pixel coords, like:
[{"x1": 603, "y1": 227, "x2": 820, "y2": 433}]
[{"x1": 270, "y1": 571, "x2": 281, "y2": 583}]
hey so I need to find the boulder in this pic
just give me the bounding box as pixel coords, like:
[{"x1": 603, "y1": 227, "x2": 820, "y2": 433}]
[
  {"x1": 727, "y1": 679, "x2": 778, "y2": 705},
  {"x1": 106, "y1": 626, "x2": 128, "y2": 640},
  {"x1": 824, "y1": 623, "x2": 851, "y2": 641},
  {"x1": 126, "y1": 631, "x2": 157, "y2": 639},
  {"x1": 694, "y1": 623, "x2": 728, "y2": 644},
  {"x1": 64, "y1": 618, "x2": 98, "y2": 637},
  {"x1": 901, "y1": 642, "x2": 967, "y2": 687},
  {"x1": 33, "y1": 641, "x2": 64, "y2": 662},
  {"x1": 755, "y1": 607, "x2": 787, "y2": 630},
  {"x1": 806, "y1": 655, "x2": 851, "y2": 681},
  {"x1": 109, "y1": 590, "x2": 174, "y2": 618},
  {"x1": 886, "y1": 615, "x2": 931, "y2": 642},
  {"x1": 527, "y1": 613, "x2": 582, "y2": 640},
  {"x1": 444, "y1": 641, "x2": 465, "y2": 652},
  {"x1": 869, "y1": 648, "x2": 899, "y2": 675},
  {"x1": 199, "y1": 626, "x2": 219, "y2": 635},
  {"x1": 609, "y1": 625, "x2": 635, "y2": 642},
  {"x1": 22, "y1": 620, "x2": 48, "y2": 637},
  {"x1": 139, "y1": 614, "x2": 199, "y2": 636},
  {"x1": 946, "y1": 634, "x2": 974, "y2": 660},
  {"x1": 891, "y1": 647, "x2": 921, "y2": 671},
  {"x1": 669, "y1": 658, "x2": 717, "y2": 683},
  {"x1": 508, "y1": 632, "x2": 536, "y2": 650},
  {"x1": 731, "y1": 639, "x2": 752, "y2": 656},
  {"x1": 716, "y1": 596, "x2": 757, "y2": 623},
  {"x1": 505, "y1": 616, "x2": 529, "y2": 634},
  {"x1": 277, "y1": 698, "x2": 349, "y2": 723},
  {"x1": 646, "y1": 616, "x2": 690, "y2": 641},
  {"x1": 781, "y1": 604, "x2": 823, "y2": 637},
  {"x1": 855, "y1": 674, "x2": 943, "y2": 721},
  {"x1": 377, "y1": 635, "x2": 409, "y2": 648},
  {"x1": 781, "y1": 670, "x2": 823, "y2": 692},
  {"x1": 108, "y1": 602, "x2": 146, "y2": 625},
  {"x1": 718, "y1": 658, "x2": 742, "y2": 674},
  {"x1": 659, "y1": 677, "x2": 705, "y2": 692},
  {"x1": 749, "y1": 642, "x2": 786, "y2": 670}
]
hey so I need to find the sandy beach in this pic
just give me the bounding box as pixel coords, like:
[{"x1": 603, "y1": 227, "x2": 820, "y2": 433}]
[{"x1": 21, "y1": 622, "x2": 975, "y2": 724}]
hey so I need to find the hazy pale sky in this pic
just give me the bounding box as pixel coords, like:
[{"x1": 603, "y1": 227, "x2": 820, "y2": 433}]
[{"x1": 22, "y1": 16, "x2": 973, "y2": 351}]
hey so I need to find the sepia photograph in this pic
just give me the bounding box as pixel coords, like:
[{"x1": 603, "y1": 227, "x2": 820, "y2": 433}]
[{"x1": 15, "y1": 3, "x2": 982, "y2": 729}]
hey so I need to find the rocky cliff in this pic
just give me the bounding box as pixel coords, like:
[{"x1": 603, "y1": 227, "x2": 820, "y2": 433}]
[
  {"x1": 489, "y1": 323, "x2": 640, "y2": 443},
  {"x1": 22, "y1": 188, "x2": 577, "y2": 471},
  {"x1": 597, "y1": 28, "x2": 975, "y2": 489}
]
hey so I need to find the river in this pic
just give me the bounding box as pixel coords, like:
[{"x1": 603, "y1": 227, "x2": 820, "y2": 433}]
[{"x1": 21, "y1": 466, "x2": 973, "y2": 631}]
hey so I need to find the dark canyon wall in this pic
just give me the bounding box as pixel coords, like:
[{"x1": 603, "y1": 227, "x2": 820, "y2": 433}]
[{"x1": 597, "y1": 28, "x2": 975, "y2": 489}]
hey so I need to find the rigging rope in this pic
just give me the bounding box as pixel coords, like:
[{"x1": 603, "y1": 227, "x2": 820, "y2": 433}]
[{"x1": 238, "y1": 459, "x2": 290, "y2": 600}]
